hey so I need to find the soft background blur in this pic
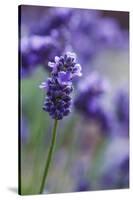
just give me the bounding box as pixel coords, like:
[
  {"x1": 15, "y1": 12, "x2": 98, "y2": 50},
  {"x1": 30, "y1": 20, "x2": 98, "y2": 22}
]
[{"x1": 19, "y1": 5, "x2": 129, "y2": 195}]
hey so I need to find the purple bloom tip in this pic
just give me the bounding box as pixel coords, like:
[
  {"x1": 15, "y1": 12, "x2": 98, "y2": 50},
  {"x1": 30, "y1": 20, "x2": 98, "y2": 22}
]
[{"x1": 40, "y1": 52, "x2": 82, "y2": 120}]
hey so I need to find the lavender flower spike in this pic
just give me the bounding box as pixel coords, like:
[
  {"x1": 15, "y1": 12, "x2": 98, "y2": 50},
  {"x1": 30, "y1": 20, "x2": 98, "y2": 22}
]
[
  {"x1": 39, "y1": 52, "x2": 82, "y2": 194},
  {"x1": 40, "y1": 52, "x2": 82, "y2": 120}
]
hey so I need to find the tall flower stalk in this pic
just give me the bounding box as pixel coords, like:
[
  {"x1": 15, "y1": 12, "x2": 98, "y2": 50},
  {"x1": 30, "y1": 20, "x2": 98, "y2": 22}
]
[
  {"x1": 39, "y1": 119, "x2": 58, "y2": 193},
  {"x1": 39, "y1": 52, "x2": 82, "y2": 193}
]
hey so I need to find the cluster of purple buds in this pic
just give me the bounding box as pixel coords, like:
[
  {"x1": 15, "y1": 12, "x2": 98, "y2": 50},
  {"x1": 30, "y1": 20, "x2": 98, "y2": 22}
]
[
  {"x1": 40, "y1": 52, "x2": 82, "y2": 120},
  {"x1": 74, "y1": 72, "x2": 111, "y2": 132}
]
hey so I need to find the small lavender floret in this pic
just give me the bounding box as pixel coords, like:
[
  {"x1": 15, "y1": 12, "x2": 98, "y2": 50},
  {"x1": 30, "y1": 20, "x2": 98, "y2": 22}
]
[{"x1": 40, "y1": 52, "x2": 82, "y2": 120}]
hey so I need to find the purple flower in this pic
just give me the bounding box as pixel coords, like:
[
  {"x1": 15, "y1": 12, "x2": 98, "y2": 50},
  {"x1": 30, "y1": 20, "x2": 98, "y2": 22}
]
[
  {"x1": 68, "y1": 10, "x2": 129, "y2": 66},
  {"x1": 68, "y1": 10, "x2": 99, "y2": 64},
  {"x1": 48, "y1": 52, "x2": 82, "y2": 78},
  {"x1": 93, "y1": 18, "x2": 122, "y2": 46},
  {"x1": 115, "y1": 89, "x2": 129, "y2": 131},
  {"x1": 100, "y1": 136, "x2": 129, "y2": 189},
  {"x1": 75, "y1": 178, "x2": 90, "y2": 192},
  {"x1": 57, "y1": 71, "x2": 71, "y2": 85},
  {"x1": 101, "y1": 156, "x2": 129, "y2": 189},
  {"x1": 74, "y1": 72, "x2": 111, "y2": 132},
  {"x1": 30, "y1": 8, "x2": 73, "y2": 36},
  {"x1": 20, "y1": 35, "x2": 63, "y2": 77},
  {"x1": 72, "y1": 161, "x2": 91, "y2": 192},
  {"x1": 40, "y1": 52, "x2": 82, "y2": 120}
]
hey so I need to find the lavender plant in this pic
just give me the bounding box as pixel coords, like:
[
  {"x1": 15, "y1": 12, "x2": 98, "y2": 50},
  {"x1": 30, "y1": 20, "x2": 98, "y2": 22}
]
[{"x1": 39, "y1": 52, "x2": 82, "y2": 193}]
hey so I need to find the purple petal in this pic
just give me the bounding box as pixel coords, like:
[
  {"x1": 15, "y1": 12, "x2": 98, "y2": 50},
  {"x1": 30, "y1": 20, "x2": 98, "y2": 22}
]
[
  {"x1": 48, "y1": 61, "x2": 57, "y2": 73},
  {"x1": 55, "y1": 56, "x2": 60, "y2": 62},
  {"x1": 66, "y1": 52, "x2": 76, "y2": 61},
  {"x1": 48, "y1": 61, "x2": 55, "y2": 68},
  {"x1": 73, "y1": 64, "x2": 82, "y2": 77},
  {"x1": 58, "y1": 71, "x2": 71, "y2": 85}
]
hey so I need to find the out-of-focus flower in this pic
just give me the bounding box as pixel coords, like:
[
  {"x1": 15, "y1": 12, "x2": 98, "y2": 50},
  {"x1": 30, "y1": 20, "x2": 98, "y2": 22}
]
[
  {"x1": 68, "y1": 10, "x2": 129, "y2": 66},
  {"x1": 20, "y1": 7, "x2": 129, "y2": 78},
  {"x1": 100, "y1": 136, "x2": 129, "y2": 189},
  {"x1": 75, "y1": 178, "x2": 90, "y2": 192},
  {"x1": 20, "y1": 35, "x2": 63, "y2": 77},
  {"x1": 68, "y1": 10, "x2": 100, "y2": 65},
  {"x1": 93, "y1": 18, "x2": 128, "y2": 49},
  {"x1": 30, "y1": 8, "x2": 73, "y2": 36},
  {"x1": 101, "y1": 156, "x2": 129, "y2": 189},
  {"x1": 115, "y1": 89, "x2": 129, "y2": 133},
  {"x1": 72, "y1": 161, "x2": 90, "y2": 192},
  {"x1": 40, "y1": 52, "x2": 82, "y2": 120},
  {"x1": 74, "y1": 72, "x2": 111, "y2": 132}
]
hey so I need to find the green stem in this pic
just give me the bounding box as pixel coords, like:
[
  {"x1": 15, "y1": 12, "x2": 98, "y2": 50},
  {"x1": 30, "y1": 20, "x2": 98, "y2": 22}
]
[{"x1": 39, "y1": 119, "x2": 58, "y2": 194}]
